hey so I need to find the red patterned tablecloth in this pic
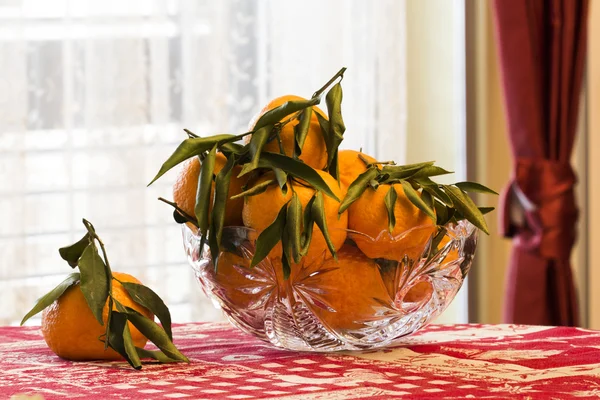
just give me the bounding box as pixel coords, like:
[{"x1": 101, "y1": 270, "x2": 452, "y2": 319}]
[{"x1": 2, "y1": 322, "x2": 600, "y2": 399}]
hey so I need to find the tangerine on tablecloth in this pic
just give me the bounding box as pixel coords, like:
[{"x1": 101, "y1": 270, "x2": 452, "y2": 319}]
[{"x1": 2, "y1": 322, "x2": 600, "y2": 399}]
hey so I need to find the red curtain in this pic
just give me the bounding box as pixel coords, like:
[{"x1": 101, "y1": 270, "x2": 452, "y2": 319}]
[{"x1": 492, "y1": 0, "x2": 589, "y2": 326}]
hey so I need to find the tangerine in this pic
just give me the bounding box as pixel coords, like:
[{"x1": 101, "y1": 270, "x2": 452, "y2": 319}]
[
  {"x1": 348, "y1": 183, "x2": 436, "y2": 261},
  {"x1": 41, "y1": 272, "x2": 153, "y2": 361},
  {"x1": 404, "y1": 281, "x2": 434, "y2": 303},
  {"x1": 173, "y1": 153, "x2": 245, "y2": 227},
  {"x1": 337, "y1": 149, "x2": 377, "y2": 188},
  {"x1": 247, "y1": 95, "x2": 328, "y2": 169},
  {"x1": 302, "y1": 245, "x2": 393, "y2": 331},
  {"x1": 242, "y1": 170, "x2": 348, "y2": 264}
]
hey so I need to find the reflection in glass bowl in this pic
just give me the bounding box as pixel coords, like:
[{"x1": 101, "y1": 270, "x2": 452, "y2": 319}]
[{"x1": 183, "y1": 220, "x2": 478, "y2": 351}]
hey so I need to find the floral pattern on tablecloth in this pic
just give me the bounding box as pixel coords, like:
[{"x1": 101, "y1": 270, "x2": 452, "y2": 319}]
[{"x1": 2, "y1": 323, "x2": 600, "y2": 399}]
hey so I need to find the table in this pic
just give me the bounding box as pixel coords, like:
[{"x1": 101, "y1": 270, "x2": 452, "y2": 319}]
[{"x1": 2, "y1": 323, "x2": 600, "y2": 399}]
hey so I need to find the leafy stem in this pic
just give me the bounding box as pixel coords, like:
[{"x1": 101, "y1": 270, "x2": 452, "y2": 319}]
[
  {"x1": 278, "y1": 111, "x2": 302, "y2": 128},
  {"x1": 273, "y1": 127, "x2": 286, "y2": 155},
  {"x1": 184, "y1": 127, "x2": 254, "y2": 145},
  {"x1": 183, "y1": 128, "x2": 198, "y2": 138},
  {"x1": 358, "y1": 154, "x2": 397, "y2": 168},
  {"x1": 21, "y1": 219, "x2": 188, "y2": 370},
  {"x1": 357, "y1": 154, "x2": 371, "y2": 167},
  {"x1": 83, "y1": 219, "x2": 113, "y2": 275},
  {"x1": 339, "y1": 163, "x2": 496, "y2": 234},
  {"x1": 158, "y1": 197, "x2": 199, "y2": 227},
  {"x1": 312, "y1": 67, "x2": 347, "y2": 99}
]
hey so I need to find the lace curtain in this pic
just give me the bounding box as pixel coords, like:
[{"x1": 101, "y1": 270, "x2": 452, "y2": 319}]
[{"x1": 0, "y1": 0, "x2": 407, "y2": 325}]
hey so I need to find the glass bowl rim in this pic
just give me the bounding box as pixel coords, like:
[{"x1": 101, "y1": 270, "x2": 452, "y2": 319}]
[{"x1": 181, "y1": 219, "x2": 476, "y2": 244}]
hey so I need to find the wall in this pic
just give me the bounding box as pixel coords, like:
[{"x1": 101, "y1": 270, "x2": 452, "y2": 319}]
[
  {"x1": 405, "y1": 0, "x2": 468, "y2": 323},
  {"x1": 466, "y1": 0, "x2": 512, "y2": 324}
]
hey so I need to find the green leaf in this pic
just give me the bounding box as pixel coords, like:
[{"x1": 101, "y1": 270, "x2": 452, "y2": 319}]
[
  {"x1": 381, "y1": 161, "x2": 435, "y2": 180},
  {"x1": 173, "y1": 209, "x2": 196, "y2": 226},
  {"x1": 239, "y1": 125, "x2": 271, "y2": 176},
  {"x1": 136, "y1": 347, "x2": 180, "y2": 363},
  {"x1": 338, "y1": 167, "x2": 379, "y2": 214},
  {"x1": 281, "y1": 231, "x2": 293, "y2": 280},
  {"x1": 444, "y1": 185, "x2": 490, "y2": 234},
  {"x1": 195, "y1": 147, "x2": 217, "y2": 237},
  {"x1": 315, "y1": 110, "x2": 330, "y2": 138},
  {"x1": 412, "y1": 177, "x2": 435, "y2": 187},
  {"x1": 107, "y1": 312, "x2": 142, "y2": 369},
  {"x1": 317, "y1": 109, "x2": 341, "y2": 182},
  {"x1": 446, "y1": 207, "x2": 457, "y2": 226},
  {"x1": 230, "y1": 179, "x2": 276, "y2": 200},
  {"x1": 400, "y1": 181, "x2": 436, "y2": 222},
  {"x1": 254, "y1": 97, "x2": 320, "y2": 131},
  {"x1": 251, "y1": 202, "x2": 288, "y2": 267},
  {"x1": 148, "y1": 134, "x2": 236, "y2": 186},
  {"x1": 199, "y1": 231, "x2": 208, "y2": 257},
  {"x1": 376, "y1": 173, "x2": 390, "y2": 182},
  {"x1": 421, "y1": 189, "x2": 434, "y2": 210},
  {"x1": 208, "y1": 230, "x2": 220, "y2": 273},
  {"x1": 209, "y1": 155, "x2": 235, "y2": 268},
  {"x1": 427, "y1": 227, "x2": 448, "y2": 261},
  {"x1": 158, "y1": 198, "x2": 198, "y2": 227},
  {"x1": 294, "y1": 107, "x2": 313, "y2": 156},
  {"x1": 479, "y1": 206, "x2": 495, "y2": 215},
  {"x1": 390, "y1": 161, "x2": 436, "y2": 170},
  {"x1": 58, "y1": 233, "x2": 91, "y2": 268},
  {"x1": 408, "y1": 166, "x2": 453, "y2": 179},
  {"x1": 324, "y1": 82, "x2": 345, "y2": 169},
  {"x1": 301, "y1": 194, "x2": 317, "y2": 255},
  {"x1": 103, "y1": 297, "x2": 113, "y2": 350},
  {"x1": 271, "y1": 126, "x2": 286, "y2": 154},
  {"x1": 220, "y1": 142, "x2": 248, "y2": 156},
  {"x1": 420, "y1": 181, "x2": 454, "y2": 206},
  {"x1": 273, "y1": 168, "x2": 288, "y2": 194},
  {"x1": 329, "y1": 148, "x2": 340, "y2": 185},
  {"x1": 213, "y1": 155, "x2": 235, "y2": 242},
  {"x1": 433, "y1": 200, "x2": 449, "y2": 225},
  {"x1": 311, "y1": 191, "x2": 337, "y2": 260},
  {"x1": 113, "y1": 299, "x2": 127, "y2": 313},
  {"x1": 316, "y1": 112, "x2": 341, "y2": 177},
  {"x1": 82, "y1": 218, "x2": 97, "y2": 235},
  {"x1": 20, "y1": 272, "x2": 80, "y2": 325},
  {"x1": 384, "y1": 185, "x2": 397, "y2": 233},
  {"x1": 282, "y1": 254, "x2": 292, "y2": 280},
  {"x1": 79, "y1": 243, "x2": 110, "y2": 326},
  {"x1": 172, "y1": 213, "x2": 186, "y2": 225},
  {"x1": 122, "y1": 320, "x2": 142, "y2": 368},
  {"x1": 454, "y1": 181, "x2": 499, "y2": 195},
  {"x1": 286, "y1": 191, "x2": 303, "y2": 263},
  {"x1": 121, "y1": 282, "x2": 172, "y2": 340},
  {"x1": 125, "y1": 307, "x2": 189, "y2": 363},
  {"x1": 257, "y1": 152, "x2": 339, "y2": 201}
]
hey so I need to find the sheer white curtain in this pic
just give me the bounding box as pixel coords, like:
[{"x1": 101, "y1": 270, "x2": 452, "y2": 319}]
[{"x1": 0, "y1": 0, "x2": 407, "y2": 325}]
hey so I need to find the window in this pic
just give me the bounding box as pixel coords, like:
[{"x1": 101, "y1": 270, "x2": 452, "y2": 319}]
[{"x1": 1, "y1": 0, "x2": 466, "y2": 325}]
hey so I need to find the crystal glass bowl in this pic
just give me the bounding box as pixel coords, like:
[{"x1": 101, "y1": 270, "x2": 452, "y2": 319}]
[{"x1": 183, "y1": 221, "x2": 478, "y2": 351}]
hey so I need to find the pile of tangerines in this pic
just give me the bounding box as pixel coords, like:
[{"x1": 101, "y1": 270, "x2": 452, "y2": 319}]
[
  {"x1": 153, "y1": 69, "x2": 494, "y2": 332},
  {"x1": 174, "y1": 95, "x2": 439, "y2": 264},
  {"x1": 167, "y1": 89, "x2": 476, "y2": 330}
]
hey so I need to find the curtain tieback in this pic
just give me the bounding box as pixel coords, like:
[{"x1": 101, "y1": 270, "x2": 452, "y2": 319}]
[{"x1": 499, "y1": 158, "x2": 578, "y2": 260}]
